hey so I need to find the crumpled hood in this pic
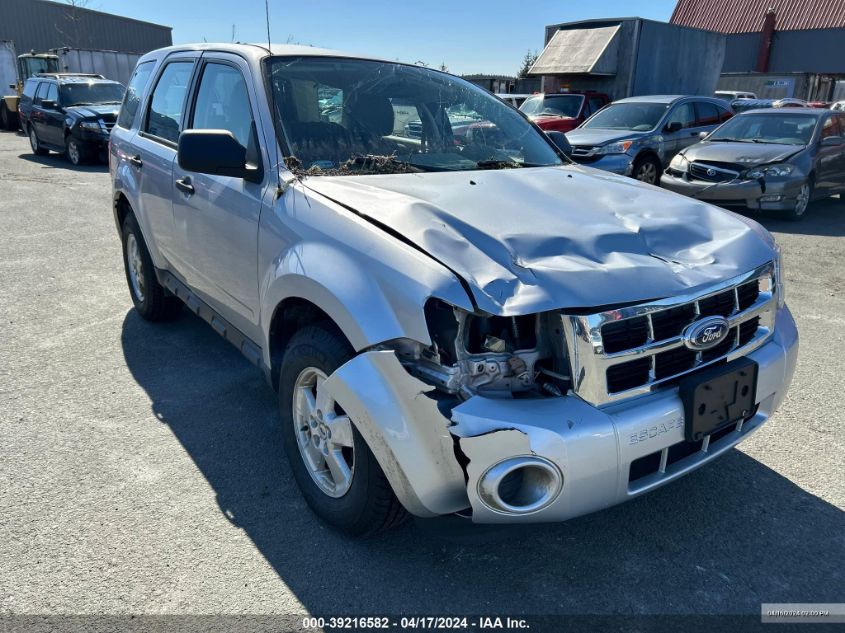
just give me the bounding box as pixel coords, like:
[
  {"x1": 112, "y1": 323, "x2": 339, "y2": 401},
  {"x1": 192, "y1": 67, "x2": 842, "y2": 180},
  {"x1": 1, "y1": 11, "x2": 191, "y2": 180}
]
[
  {"x1": 682, "y1": 141, "x2": 804, "y2": 166},
  {"x1": 65, "y1": 104, "x2": 120, "y2": 119},
  {"x1": 305, "y1": 166, "x2": 775, "y2": 315},
  {"x1": 564, "y1": 128, "x2": 650, "y2": 147}
]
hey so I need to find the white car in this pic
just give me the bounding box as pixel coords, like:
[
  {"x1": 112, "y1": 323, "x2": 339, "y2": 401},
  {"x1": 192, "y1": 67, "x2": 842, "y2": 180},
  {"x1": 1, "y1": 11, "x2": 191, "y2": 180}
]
[{"x1": 715, "y1": 90, "x2": 757, "y2": 101}]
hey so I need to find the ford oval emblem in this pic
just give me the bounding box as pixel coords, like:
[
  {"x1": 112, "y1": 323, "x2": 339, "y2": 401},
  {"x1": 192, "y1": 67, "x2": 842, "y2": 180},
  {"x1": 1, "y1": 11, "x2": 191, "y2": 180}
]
[{"x1": 683, "y1": 316, "x2": 730, "y2": 351}]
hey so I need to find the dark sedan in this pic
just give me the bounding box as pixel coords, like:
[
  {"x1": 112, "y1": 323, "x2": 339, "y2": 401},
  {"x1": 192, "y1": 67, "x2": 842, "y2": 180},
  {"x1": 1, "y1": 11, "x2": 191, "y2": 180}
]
[{"x1": 662, "y1": 108, "x2": 845, "y2": 220}]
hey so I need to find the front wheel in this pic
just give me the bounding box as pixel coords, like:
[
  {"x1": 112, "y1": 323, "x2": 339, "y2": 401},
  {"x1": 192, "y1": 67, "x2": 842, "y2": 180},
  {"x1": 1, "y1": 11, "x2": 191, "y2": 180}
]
[
  {"x1": 632, "y1": 155, "x2": 661, "y2": 186},
  {"x1": 65, "y1": 137, "x2": 90, "y2": 166},
  {"x1": 279, "y1": 325, "x2": 408, "y2": 536},
  {"x1": 780, "y1": 180, "x2": 813, "y2": 221},
  {"x1": 29, "y1": 126, "x2": 49, "y2": 156}
]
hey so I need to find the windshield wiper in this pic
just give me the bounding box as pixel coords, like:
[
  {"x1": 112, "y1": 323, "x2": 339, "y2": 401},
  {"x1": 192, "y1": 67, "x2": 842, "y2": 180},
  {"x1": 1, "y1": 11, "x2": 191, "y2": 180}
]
[{"x1": 475, "y1": 159, "x2": 523, "y2": 170}]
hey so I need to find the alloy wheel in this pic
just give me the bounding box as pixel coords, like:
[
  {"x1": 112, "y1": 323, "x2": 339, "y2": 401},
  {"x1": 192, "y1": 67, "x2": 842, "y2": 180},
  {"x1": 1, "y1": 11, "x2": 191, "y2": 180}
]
[
  {"x1": 67, "y1": 139, "x2": 81, "y2": 165},
  {"x1": 292, "y1": 367, "x2": 355, "y2": 498},
  {"x1": 636, "y1": 162, "x2": 658, "y2": 184},
  {"x1": 126, "y1": 233, "x2": 145, "y2": 302},
  {"x1": 794, "y1": 183, "x2": 811, "y2": 217}
]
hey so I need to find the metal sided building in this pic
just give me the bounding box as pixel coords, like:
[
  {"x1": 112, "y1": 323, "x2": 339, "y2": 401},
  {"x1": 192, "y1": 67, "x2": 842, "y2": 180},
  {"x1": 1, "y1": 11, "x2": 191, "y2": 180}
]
[
  {"x1": 671, "y1": 0, "x2": 845, "y2": 101},
  {"x1": 0, "y1": 0, "x2": 172, "y2": 55},
  {"x1": 528, "y1": 18, "x2": 726, "y2": 100}
]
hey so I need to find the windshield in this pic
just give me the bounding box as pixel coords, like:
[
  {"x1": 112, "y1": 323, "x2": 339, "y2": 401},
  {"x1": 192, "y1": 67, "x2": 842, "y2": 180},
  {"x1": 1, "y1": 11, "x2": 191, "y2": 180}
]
[
  {"x1": 267, "y1": 57, "x2": 563, "y2": 175},
  {"x1": 519, "y1": 94, "x2": 583, "y2": 118},
  {"x1": 60, "y1": 82, "x2": 125, "y2": 107},
  {"x1": 708, "y1": 113, "x2": 816, "y2": 145},
  {"x1": 581, "y1": 102, "x2": 668, "y2": 131}
]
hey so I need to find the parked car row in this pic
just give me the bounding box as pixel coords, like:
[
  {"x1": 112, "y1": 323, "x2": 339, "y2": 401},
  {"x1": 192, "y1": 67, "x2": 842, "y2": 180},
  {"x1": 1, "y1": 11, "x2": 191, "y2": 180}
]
[{"x1": 542, "y1": 90, "x2": 845, "y2": 220}]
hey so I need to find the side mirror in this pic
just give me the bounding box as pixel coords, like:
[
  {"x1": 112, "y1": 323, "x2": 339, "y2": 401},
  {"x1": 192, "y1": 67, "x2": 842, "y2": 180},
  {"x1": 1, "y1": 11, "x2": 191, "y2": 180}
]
[
  {"x1": 665, "y1": 121, "x2": 683, "y2": 133},
  {"x1": 698, "y1": 131, "x2": 709, "y2": 140},
  {"x1": 546, "y1": 130, "x2": 573, "y2": 157},
  {"x1": 40, "y1": 99, "x2": 57, "y2": 109},
  {"x1": 177, "y1": 129, "x2": 262, "y2": 182},
  {"x1": 820, "y1": 135, "x2": 843, "y2": 147}
]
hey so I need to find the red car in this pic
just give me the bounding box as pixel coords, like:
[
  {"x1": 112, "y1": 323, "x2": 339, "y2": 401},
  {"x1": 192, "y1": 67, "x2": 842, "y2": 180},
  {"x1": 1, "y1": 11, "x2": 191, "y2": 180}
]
[{"x1": 519, "y1": 91, "x2": 610, "y2": 132}]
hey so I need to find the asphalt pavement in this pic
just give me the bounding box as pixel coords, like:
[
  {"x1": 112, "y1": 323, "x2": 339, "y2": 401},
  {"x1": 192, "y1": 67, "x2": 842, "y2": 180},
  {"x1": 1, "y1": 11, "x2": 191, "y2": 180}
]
[{"x1": 0, "y1": 129, "x2": 842, "y2": 624}]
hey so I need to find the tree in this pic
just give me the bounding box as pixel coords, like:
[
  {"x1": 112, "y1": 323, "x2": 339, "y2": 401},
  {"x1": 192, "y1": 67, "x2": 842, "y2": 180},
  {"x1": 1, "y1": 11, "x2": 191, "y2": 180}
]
[
  {"x1": 439, "y1": 62, "x2": 449, "y2": 73},
  {"x1": 518, "y1": 50, "x2": 538, "y2": 78},
  {"x1": 55, "y1": 0, "x2": 94, "y2": 48}
]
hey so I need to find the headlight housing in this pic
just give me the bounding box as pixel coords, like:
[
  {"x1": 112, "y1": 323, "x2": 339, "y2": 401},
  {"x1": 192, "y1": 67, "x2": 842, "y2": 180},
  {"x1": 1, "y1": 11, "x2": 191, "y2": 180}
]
[
  {"x1": 746, "y1": 164, "x2": 794, "y2": 179},
  {"x1": 669, "y1": 153, "x2": 689, "y2": 173},
  {"x1": 79, "y1": 120, "x2": 101, "y2": 131},
  {"x1": 595, "y1": 140, "x2": 634, "y2": 155}
]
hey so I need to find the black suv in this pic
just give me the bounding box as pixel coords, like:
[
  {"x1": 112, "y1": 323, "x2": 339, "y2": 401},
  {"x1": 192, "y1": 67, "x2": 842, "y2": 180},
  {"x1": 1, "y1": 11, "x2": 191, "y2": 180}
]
[{"x1": 19, "y1": 74, "x2": 125, "y2": 165}]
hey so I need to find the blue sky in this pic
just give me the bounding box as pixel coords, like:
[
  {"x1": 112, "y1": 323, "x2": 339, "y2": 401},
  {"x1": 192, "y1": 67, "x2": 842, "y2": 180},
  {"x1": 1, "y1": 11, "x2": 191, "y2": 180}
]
[{"x1": 90, "y1": 0, "x2": 677, "y2": 75}]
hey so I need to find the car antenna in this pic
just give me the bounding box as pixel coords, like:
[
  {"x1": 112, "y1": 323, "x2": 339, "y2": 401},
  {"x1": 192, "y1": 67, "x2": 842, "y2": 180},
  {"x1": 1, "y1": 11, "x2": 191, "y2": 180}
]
[{"x1": 266, "y1": 0, "x2": 286, "y2": 198}]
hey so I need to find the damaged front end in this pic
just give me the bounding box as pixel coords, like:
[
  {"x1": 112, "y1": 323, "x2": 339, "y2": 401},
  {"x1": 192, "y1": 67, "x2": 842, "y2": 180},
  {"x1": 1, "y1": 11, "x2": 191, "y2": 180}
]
[{"x1": 317, "y1": 266, "x2": 798, "y2": 524}]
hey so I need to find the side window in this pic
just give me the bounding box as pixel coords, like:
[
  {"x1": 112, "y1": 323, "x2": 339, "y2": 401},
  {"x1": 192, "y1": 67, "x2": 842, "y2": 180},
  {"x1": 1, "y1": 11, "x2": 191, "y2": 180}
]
[
  {"x1": 589, "y1": 97, "x2": 605, "y2": 115},
  {"x1": 33, "y1": 82, "x2": 47, "y2": 105},
  {"x1": 144, "y1": 61, "x2": 194, "y2": 144},
  {"x1": 718, "y1": 106, "x2": 733, "y2": 123},
  {"x1": 820, "y1": 115, "x2": 841, "y2": 139},
  {"x1": 666, "y1": 102, "x2": 696, "y2": 129},
  {"x1": 190, "y1": 62, "x2": 255, "y2": 148},
  {"x1": 44, "y1": 83, "x2": 58, "y2": 105},
  {"x1": 695, "y1": 102, "x2": 720, "y2": 126},
  {"x1": 22, "y1": 80, "x2": 38, "y2": 99},
  {"x1": 117, "y1": 61, "x2": 155, "y2": 129}
]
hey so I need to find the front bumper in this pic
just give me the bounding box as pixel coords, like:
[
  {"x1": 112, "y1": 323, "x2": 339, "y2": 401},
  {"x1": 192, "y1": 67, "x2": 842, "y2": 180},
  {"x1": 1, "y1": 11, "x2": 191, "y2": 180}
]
[
  {"x1": 571, "y1": 153, "x2": 635, "y2": 176},
  {"x1": 326, "y1": 306, "x2": 798, "y2": 524},
  {"x1": 662, "y1": 172, "x2": 806, "y2": 211}
]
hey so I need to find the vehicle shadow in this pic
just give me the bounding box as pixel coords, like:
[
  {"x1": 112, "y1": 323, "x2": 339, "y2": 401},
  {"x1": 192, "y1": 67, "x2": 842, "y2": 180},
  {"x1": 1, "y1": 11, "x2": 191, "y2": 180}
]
[
  {"x1": 18, "y1": 152, "x2": 108, "y2": 173},
  {"x1": 120, "y1": 309, "x2": 844, "y2": 616},
  {"x1": 730, "y1": 196, "x2": 845, "y2": 238}
]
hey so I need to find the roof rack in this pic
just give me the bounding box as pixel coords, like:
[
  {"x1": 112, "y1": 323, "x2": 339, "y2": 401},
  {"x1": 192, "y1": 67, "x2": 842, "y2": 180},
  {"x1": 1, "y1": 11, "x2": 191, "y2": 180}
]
[{"x1": 35, "y1": 73, "x2": 106, "y2": 79}]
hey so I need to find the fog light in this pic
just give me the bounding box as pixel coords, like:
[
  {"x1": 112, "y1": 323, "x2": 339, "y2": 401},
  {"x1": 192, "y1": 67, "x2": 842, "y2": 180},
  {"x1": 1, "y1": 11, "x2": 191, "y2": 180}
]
[{"x1": 759, "y1": 194, "x2": 783, "y2": 202}]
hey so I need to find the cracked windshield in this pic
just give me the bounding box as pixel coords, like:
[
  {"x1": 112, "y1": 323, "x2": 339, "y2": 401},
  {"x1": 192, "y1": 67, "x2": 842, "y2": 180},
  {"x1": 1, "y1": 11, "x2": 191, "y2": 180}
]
[{"x1": 268, "y1": 57, "x2": 563, "y2": 175}]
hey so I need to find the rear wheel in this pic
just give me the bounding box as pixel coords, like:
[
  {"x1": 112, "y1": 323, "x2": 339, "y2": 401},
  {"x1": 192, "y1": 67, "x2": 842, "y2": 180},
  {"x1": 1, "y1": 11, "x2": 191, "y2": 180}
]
[
  {"x1": 632, "y1": 155, "x2": 661, "y2": 186},
  {"x1": 1, "y1": 102, "x2": 18, "y2": 131},
  {"x1": 279, "y1": 325, "x2": 408, "y2": 536},
  {"x1": 29, "y1": 126, "x2": 49, "y2": 156},
  {"x1": 120, "y1": 212, "x2": 182, "y2": 321}
]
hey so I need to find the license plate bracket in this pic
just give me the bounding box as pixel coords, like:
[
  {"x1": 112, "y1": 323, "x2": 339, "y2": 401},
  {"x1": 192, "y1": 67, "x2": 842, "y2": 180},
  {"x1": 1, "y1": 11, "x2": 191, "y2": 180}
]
[{"x1": 679, "y1": 358, "x2": 758, "y2": 442}]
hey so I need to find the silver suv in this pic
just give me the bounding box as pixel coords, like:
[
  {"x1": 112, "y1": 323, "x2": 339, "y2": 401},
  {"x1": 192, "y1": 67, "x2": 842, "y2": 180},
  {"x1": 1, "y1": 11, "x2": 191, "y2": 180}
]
[{"x1": 110, "y1": 44, "x2": 798, "y2": 535}]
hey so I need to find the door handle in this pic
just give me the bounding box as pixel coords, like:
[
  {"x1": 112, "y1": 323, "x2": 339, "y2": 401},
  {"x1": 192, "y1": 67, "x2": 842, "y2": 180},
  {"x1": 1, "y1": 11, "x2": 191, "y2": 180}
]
[
  {"x1": 175, "y1": 177, "x2": 195, "y2": 196},
  {"x1": 128, "y1": 155, "x2": 143, "y2": 168}
]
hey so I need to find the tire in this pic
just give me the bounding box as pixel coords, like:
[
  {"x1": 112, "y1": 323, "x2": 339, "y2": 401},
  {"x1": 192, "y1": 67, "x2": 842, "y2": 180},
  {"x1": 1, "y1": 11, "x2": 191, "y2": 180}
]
[
  {"x1": 632, "y1": 154, "x2": 661, "y2": 186},
  {"x1": 0, "y1": 102, "x2": 18, "y2": 132},
  {"x1": 120, "y1": 213, "x2": 182, "y2": 321},
  {"x1": 28, "y1": 125, "x2": 49, "y2": 156},
  {"x1": 279, "y1": 325, "x2": 408, "y2": 536},
  {"x1": 779, "y1": 179, "x2": 813, "y2": 221},
  {"x1": 65, "y1": 136, "x2": 90, "y2": 166}
]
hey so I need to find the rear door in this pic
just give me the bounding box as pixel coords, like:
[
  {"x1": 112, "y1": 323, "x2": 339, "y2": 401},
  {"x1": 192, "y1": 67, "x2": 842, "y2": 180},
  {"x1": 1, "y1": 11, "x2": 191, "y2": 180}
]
[
  {"x1": 171, "y1": 53, "x2": 268, "y2": 336},
  {"x1": 133, "y1": 55, "x2": 198, "y2": 273}
]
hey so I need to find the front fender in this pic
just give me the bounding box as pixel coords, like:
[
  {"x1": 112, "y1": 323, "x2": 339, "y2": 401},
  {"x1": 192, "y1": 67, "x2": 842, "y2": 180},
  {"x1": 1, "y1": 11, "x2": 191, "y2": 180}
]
[{"x1": 260, "y1": 238, "x2": 471, "y2": 355}]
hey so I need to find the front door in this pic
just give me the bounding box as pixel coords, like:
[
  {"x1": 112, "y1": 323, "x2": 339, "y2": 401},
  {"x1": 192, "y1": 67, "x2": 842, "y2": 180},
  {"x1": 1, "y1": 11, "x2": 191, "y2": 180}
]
[
  {"x1": 662, "y1": 102, "x2": 698, "y2": 162},
  {"x1": 171, "y1": 53, "x2": 268, "y2": 337}
]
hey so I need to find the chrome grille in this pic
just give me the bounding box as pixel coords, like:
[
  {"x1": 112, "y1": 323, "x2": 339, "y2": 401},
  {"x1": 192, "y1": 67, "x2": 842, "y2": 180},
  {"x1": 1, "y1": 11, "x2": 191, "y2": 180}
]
[
  {"x1": 562, "y1": 262, "x2": 777, "y2": 405},
  {"x1": 689, "y1": 161, "x2": 741, "y2": 183}
]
